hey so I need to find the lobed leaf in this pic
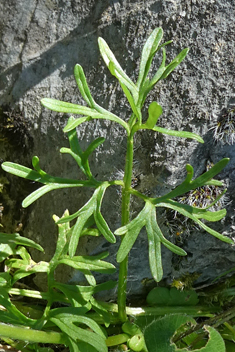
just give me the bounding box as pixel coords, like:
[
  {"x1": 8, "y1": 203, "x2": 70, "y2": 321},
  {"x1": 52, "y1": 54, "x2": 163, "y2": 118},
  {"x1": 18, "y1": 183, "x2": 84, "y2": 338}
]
[
  {"x1": 154, "y1": 158, "x2": 230, "y2": 203},
  {"x1": 155, "y1": 200, "x2": 233, "y2": 244}
]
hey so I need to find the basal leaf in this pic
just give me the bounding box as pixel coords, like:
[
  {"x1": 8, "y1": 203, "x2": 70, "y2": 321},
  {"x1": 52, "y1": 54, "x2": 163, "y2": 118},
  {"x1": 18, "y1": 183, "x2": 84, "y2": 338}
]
[{"x1": 49, "y1": 307, "x2": 107, "y2": 352}]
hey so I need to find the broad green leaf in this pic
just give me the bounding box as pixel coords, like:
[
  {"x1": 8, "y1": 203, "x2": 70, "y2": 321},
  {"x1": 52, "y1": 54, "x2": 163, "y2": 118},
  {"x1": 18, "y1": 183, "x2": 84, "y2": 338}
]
[
  {"x1": 137, "y1": 27, "x2": 163, "y2": 88},
  {"x1": 144, "y1": 314, "x2": 196, "y2": 352},
  {"x1": 154, "y1": 158, "x2": 230, "y2": 203},
  {"x1": 152, "y1": 126, "x2": 204, "y2": 143},
  {"x1": 74, "y1": 64, "x2": 95, "y2": 108},
  {"x1": 98, "y1": 37, "x2": 137, "y2": 97},
  {"x1": 144, "y1": 102, "x2": 163, "y2": 128},
  {"x1": 160, "y1": 48, "x2": 189, "y2": 80},
  {"x1": 0, "y1": 232, "x2": 43, "y2": 252},
  {"x1": 146, "y1": 287, "x2": 199, "y2": 306},
  {"x1": 59, "y1": 255, "x2": 116, "y2": 274}
]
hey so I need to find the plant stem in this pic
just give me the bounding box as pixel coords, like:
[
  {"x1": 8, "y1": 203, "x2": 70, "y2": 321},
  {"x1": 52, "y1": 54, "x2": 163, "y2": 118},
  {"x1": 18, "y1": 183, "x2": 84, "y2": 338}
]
[
  {"x1": 118, "y1": 134, "x2": 134, "y2": 322},
  {"x1": 0, "y1": 322, "x2": 66, "y2": 344}
]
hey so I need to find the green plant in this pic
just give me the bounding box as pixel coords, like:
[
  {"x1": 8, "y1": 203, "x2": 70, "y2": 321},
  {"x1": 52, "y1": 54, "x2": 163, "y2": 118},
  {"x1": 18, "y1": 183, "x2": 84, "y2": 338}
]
[{"x1": 0, "y1": 27, "x2": 234, "y2": 351}]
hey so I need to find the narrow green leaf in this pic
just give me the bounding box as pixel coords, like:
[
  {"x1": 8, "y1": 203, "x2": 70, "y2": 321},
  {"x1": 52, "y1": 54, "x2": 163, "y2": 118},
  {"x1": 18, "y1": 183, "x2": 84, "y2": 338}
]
[
  {"x1": 98, "y1": 37, "x2": 137, "y2": 95},
  {"x1": 160, "y1": 47, "x2": 189, "y2": 80},
  {"x1": 60, "y1": 147, "x2": 84, "y2": 170},
  {"x1": 74, "y1": 64, "x2": 95, "y2": 108},
  {"x1": 63, "y1": 116, "x2": 91, "y2": 132},
  {"x1": 83, "y1": 137, "x2": 105, "y2": 160},
  {"x1": 67, "y1": 121, "x2": 83, "y2": 156},
  {"x1": 137, "y1": 28, "x2": 163, "y2": 88},
  {"x1": 145, "y1": 204, "x2": 163, "y2": 281},
  {"x1": 94, "y1": 183, "x2": 116, "y2": 243},
  {"x1": 59, "y1": 255, "x2": 116, "y2": 274},
  {"x1": 0, "y1": 233, "x2": 43, "y2": 252},
  {"x1": 2, "y1": 162, "x2": 41, "y2": 181},
  {"x1": 22, "y1": 182, "x2": 87, "y2": 208},
  {"x1": 152, "y1": 126, "x2": 204, "y2": 143},
  {"x1": 119, "y1": 80, "x2": 141, "y2": 120},
  {"x1": 116, "y1": 204, "x2": 148, "y2": 262},
  {"x1": 69, "y1": 199, "x2": 96, "y2": 257},
  {"x1": 49, "y1": 308, "x2": 107, "y2": 352}
]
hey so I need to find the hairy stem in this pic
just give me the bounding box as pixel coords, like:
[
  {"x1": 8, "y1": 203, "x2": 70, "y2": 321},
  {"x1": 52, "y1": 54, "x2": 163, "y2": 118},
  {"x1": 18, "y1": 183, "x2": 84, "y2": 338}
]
[{"x1": 118, "y1": 135, "x2": 134, "y2": 322}]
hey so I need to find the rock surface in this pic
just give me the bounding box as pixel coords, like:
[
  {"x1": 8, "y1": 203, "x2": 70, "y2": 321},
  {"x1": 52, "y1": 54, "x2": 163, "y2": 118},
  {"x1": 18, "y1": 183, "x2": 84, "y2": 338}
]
[{"x1": 0, "y1": 0, "x2": 235, "y2": 299}]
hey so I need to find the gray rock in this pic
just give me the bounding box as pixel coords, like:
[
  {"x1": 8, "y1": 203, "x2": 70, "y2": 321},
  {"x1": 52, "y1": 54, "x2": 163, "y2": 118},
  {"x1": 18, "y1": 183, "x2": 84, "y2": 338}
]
[{"x1": 0, "y1": 0, "x2": 235, "y2": 298}]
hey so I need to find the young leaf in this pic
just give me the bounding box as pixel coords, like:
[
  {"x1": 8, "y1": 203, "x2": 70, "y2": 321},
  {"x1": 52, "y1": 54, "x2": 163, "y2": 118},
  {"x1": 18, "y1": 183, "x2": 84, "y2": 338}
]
[
  {"x1": 137, "y1": 27, "x2": 163, "y2": 88},
  {"x1": 98, "y1": 37, "x2": 137, "y2": 97},
  {"x1": 160, "y1": 47, "x2": 189, "y2": 80},
  {"x1": 74, "y1": 64, "x2": 96, "y2": 108},
  {"x1": 144, "y1": 102, "x2": 163, "y2": 129}
]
